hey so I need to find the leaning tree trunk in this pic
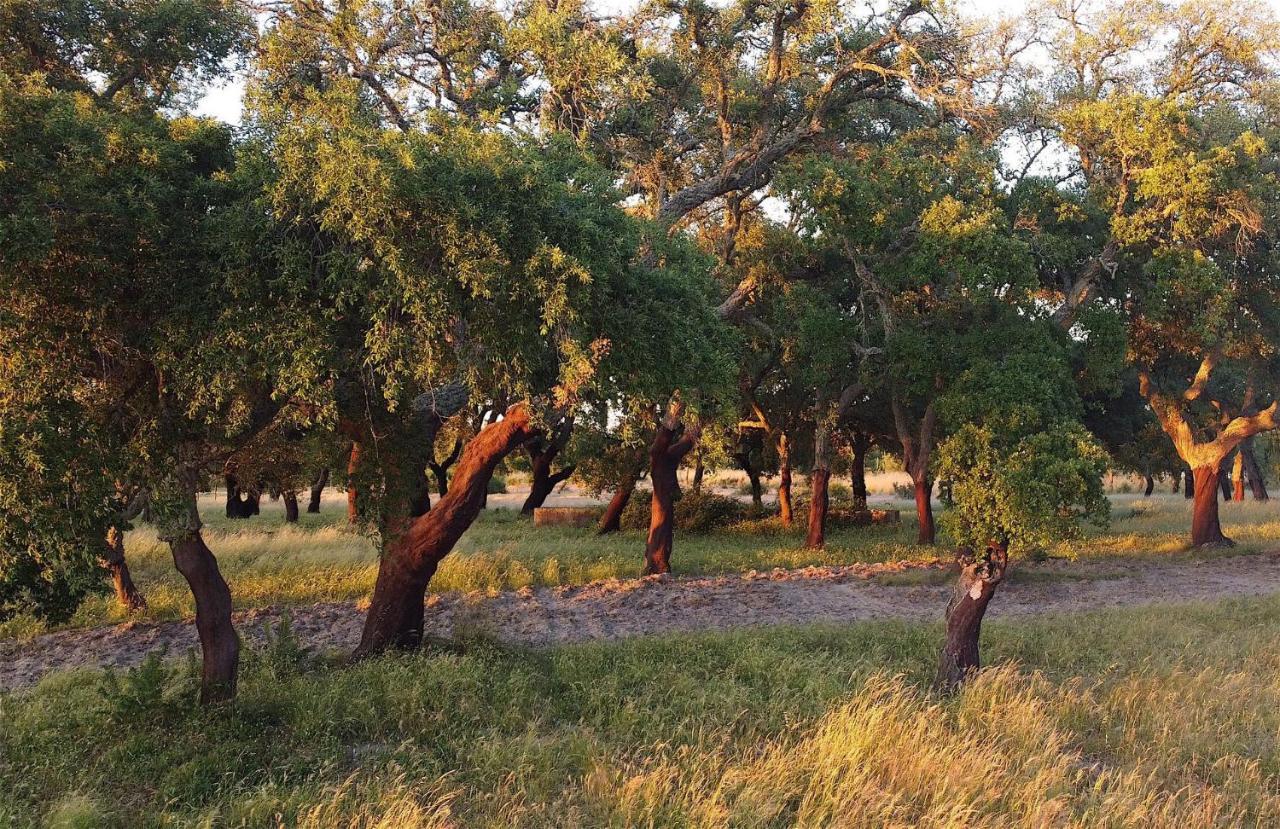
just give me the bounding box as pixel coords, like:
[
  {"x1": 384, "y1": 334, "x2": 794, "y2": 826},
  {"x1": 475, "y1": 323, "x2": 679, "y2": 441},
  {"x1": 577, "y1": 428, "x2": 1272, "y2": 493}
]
[
  {"x1": 1233, "y1": 450, "x2": 1246, "y2": 502},
  {"x1": 936, "y1": 543, "x2": 1008, "y2": 692},
  {"x1": 103, "y1": 526, "x2": 147, "y2": 612},
  {"x1": 520, "y1": 435, "x2": 575, "y2": 515},
  {"x1": 169, "y1": 529, "x2": 238, "y2": 703},
  {"x1": 1143, "y1": 473, "x2": 1155, "y2": 497},
  {"x1": 1242, "y1": 439, "x2": 1269, "y2": 501},
  {"x1": 850, "y1": 432, "x2": 870, "y2": 511},
  {"x1": 644, "y1": 404, "x2": 698, "y2": 576},
  {"x1": 914, "y1": 476, "x2": 936, "y2": 545},
  {"x1": 307, "y1": 468, "x2": 329, "y2": 513},
  {"x1": 1191, "y1": 465, "x2": 1233, "y2": 547},
  {"x1": 777, "y1": 432, "x2": 794, "y2": 527},
  {"x1": 599, "y1": 455, "x2": 645, "y2": 535},
  {"x1": 346, "y1": 440, "x2": 361, "y2": 524},
  {"x1": 355, "y1": 406, "x2": 538, "y2": 656},
  {"x1": 428, "y1": 439, "x2": 462, "y2": 498},
  {"x1": 283, "y1": 492, "x2": 300, "y2": 523},
  {"x1": 805, "y1": 426, "x2": 831, "y2": 549}
]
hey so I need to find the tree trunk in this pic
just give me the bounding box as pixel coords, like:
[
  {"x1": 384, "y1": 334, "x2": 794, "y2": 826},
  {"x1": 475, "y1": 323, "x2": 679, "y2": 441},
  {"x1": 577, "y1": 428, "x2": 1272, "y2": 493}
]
[
  {"x1": 850, "y1": 432, "x2": 870, "y2": 510},
  {"x1": 1218, "y1": 455, "x2": 1233, "y2": 501},
  {"x1": 735, "y1": 448, "x2": 763, "y2": 510},
  {"x1": 1172, "y1": 474, "x2": 1181, "y2": 495},
  {"x1": 805, "y1": 468, "x2": 830, "y2": 549},
  {"x1": 355, "y1": 406, "x2": 538, "y2": 656},
  {"x1": 598, "y1": 476, "x2": 636, "y2": 535},
  {"x1": 914, "y1": 476, "x2": 935, "y2": 545},
  {"x1": 936, "y1": 543, "x2": 1007, "y2": 692},
  {"x1": 778, "y1": 432, "x2": 793, "y2": 526},
  {"x1": 1242, "y1": 439, "x2": 1269, "y2": 501},
  {"x1": 1184, "y1": 466, "x2": 1194, "y2": 498},
  {"x1": 1233, "y1": 450, "x2": 1246, "y2": 502},
  {"x1": 346, "y1": 440, "x2": 361, "y2": 524},
  {"x1": 168, "y1": 530, "x2": 238, "y2": 703},
  {"x1": 307, "y1": 468, "x2": 329, "y2": 513},
  {"x1": 1143, "y1": 473, "x2": 1155, "y2": 497},
  {"x1": 103, "y1": 526, "x2": 147, "y2": 612},
  {"x1": 428, "y1": 439, "x2": 462, "y2": 498},
  {"x1": 224, "y1": 475, "x2": 239, "y2": 518},
  {"x1": 1191, "y1": 465, "x2": 1234, "y2": 547},
  {"x1": 644, "y1": 405, "x2": 698, "y2": 576},
  {"x1": 283, "y1": 491, "x2": 299, "y2": 522},
  {"x1": 691, "y1": 450, "x2": 705, "y2": 494}
]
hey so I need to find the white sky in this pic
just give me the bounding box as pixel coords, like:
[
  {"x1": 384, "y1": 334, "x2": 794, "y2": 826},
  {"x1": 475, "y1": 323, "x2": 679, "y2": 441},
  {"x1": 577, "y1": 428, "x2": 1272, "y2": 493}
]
[{"x1": 195, "y1": 0, "x2": 1280, "y2": 123}]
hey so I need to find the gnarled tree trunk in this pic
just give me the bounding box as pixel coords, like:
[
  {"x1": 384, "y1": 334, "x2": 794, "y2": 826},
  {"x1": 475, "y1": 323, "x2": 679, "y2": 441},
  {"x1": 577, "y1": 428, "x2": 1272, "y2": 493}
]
[
  {"x1": 598, "y1": 477, "x2": 636, "y2": 535},
  {"x1": 936, "y1": 543, "x2": 1007, "y2": 692},
  {"x1": 307, "y1": 468, "x2": 329, "y2": 513},
  {"x1": 1191, "y1": 465, "x2": 1233, "y2": 547},
  {"x1": 429, "y1": 439, "x2": 462, "y2": 498},
  {"x1": 521, "y1": 423, "x2": 575, "y2": 515},
  {"x1": 355, "y1": 406, "x2": 538, "y2": 656},
  {"x1": 283, "y1": 492, "x2": 300, "y2": 523},
  {"x1": 777, "y1": 432, "x2": 793, "y2": 526},
  {"x1": 892, "y1": 393, "x2": 938, "y2": 546},
  {"x1": 735, "y1": 447, "x2": 763, "y2": 510},
  {"x1": 169, "y1": 528, "x2": 238, "y2": 703},
  {"x1": 644, "y1": 401, "x2": 699, "y2": 576},
  {"x1": 102, "y1": 526, "x2": 147, "y2": 612},
  {"x1": 1242, "y1": 439, "x2": 1269, "y2": 501}
]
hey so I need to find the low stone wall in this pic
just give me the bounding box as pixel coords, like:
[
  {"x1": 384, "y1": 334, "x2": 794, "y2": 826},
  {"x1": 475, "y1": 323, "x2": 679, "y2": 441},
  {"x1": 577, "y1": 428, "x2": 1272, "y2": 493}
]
[{"x1": 533, "y1": 507, "x2": 600, "y2": 528}]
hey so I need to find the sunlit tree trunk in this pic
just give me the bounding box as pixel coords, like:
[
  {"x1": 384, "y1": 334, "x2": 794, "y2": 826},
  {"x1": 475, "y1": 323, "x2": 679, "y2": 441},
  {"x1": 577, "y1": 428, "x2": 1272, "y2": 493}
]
[
  {"x1": 102, "y1": 526, "x2": 147, "y2": 612},
  {"x1": 346, "y1": 440, "x2": 361, "y2": 524},
  {"x1": 937, "y1": 543, "x2": 1007, "y2": 691},
  {"x1": 1191, "y1": 465, "x2": 1232, "y2": 547},
  {"x1": 777, "y1": 432, "x2": 793, "y2": 526},
  {"x1": 644, "y1": 400, "x2": 698, "y2": 575},
  {"x1": 1232, "y1": 450, "x2": 1245, "y2": 502}
]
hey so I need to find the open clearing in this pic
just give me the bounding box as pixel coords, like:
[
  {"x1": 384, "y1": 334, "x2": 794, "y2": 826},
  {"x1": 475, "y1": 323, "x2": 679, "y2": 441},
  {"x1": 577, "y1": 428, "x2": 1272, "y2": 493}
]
[{"x1": 7, "y1": 546, "x2": 1280, "y2": 693}]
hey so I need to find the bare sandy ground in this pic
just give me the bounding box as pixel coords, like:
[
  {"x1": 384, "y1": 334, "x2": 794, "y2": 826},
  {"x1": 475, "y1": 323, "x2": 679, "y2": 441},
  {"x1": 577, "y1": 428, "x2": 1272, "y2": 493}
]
[{"x1": 5, "y1": 552, "x2": 1280, "y2": 693}]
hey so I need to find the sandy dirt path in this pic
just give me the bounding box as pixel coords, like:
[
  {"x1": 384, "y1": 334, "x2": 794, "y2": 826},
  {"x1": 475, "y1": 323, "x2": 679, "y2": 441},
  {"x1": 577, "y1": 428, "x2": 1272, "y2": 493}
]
[{"x1": 5, "y1": 552, "x2": 1280, "y2": 693}]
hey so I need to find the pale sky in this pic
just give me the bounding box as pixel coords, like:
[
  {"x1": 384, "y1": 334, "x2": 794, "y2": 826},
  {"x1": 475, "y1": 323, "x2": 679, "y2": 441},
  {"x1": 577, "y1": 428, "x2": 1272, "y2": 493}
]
[{"x1": 195, "y1": 0, "x2": 1280, "y2": 123}]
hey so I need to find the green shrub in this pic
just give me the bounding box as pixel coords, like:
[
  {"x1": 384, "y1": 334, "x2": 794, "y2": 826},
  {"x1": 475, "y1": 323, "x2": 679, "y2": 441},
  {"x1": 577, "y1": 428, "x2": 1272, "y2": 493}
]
[
  {"x1": 620, "y1": 489, "x2": 747, "y2": 533},
  {"x1": 487, "y1": 475, "x2": 507, "y2": 494}
]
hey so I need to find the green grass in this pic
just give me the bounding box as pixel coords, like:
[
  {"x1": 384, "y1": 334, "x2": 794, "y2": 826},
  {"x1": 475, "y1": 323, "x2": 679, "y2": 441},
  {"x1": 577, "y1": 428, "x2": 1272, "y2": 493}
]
[
  {"x1": 4, "y1": 491, "x2": 1277, "y2": 641},
  {"x1": 7, "y1": 596, "x2": 1280, "y2": 826}
]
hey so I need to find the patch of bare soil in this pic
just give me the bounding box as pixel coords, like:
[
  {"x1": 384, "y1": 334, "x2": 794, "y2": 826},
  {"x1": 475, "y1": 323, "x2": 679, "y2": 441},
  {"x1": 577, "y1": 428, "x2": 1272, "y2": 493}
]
[{"x1": 5, "y1": 552, "x2": 1280, "y2": 693}]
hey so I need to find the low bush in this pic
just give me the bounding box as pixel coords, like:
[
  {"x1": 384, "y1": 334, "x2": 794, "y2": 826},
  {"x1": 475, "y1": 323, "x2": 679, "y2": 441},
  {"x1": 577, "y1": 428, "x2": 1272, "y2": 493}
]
[{"x1": 620, "y1": 489, "x2": 747, "y2": 533}]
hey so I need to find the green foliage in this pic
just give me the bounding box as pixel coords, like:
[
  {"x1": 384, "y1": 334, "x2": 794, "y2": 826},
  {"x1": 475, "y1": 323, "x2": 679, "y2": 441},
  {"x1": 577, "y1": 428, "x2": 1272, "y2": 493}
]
[{"x1": 620, "y1": 489, "x2": 747, "y2": 533}]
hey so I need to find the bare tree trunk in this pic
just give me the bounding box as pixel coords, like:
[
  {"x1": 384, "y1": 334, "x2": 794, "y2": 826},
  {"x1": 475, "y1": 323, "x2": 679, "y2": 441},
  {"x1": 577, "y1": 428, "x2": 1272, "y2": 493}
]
[
  {"x1": 691, "y1": 449, "x2": 705, "y2": 494},
  {"x1": 1242, "y1": 439, "x2": 1269, "y2": 501},
  {"x1": 937, "y1": 543, "x2": 1007, "y2": 692},
  {"x1": 346, "y1": 440, "x2": 361, "y2": 524},
  {"x1": 914, "y1": 476, "x2": 935, "y2": 545},
  {"x1": 850, "y1": 431, "x2": 870, "y2": 510},
  {"x1": 735, "y1": 447, "x2": 763, "y2": 510},
  {"x1": 169, "y1": 529, "x2": 238, "y2": 703},
  {"x1": 1233, "y1": 450, "x2": 1246, "y2": 502},
  {"x1": 429, "y1": 439, "x2": 462, "y2": 498},
  {"x1": 644, "y1": 402, "x2": 699, "y2": 575},
  {"x1": 805, "y1": 425, "x2": 831, "y2": 549},
  {"x1": 521, "y1": 424, "x2": 575, "y2": 514},
  {"x1": 1143, "y1": 473, "x2": 1155, "y2": 497},
  {"x1": 102, "y1": 526, "x2": 147, "y2": 612},
  {"x1": 1171, "y1": 474, "x2": 1180, "y2": 495},
  {"x1": 1218, "y1": 454, "x2": 1234, "y2": 501},
  {"x1": 598, "y1": 477, "x2": 636, "y2": 535},
  {"x1": 1191, "y1": 465, "x2": 1233, "y2": 547},
  {"x1": 307, "y1": 468, "x2": 329, "y2": 513},
  {"x1": 283, "y1": 492, "x2": 300, "y2": 523},
  {"x1": 355, "y1": 406, "x2": 538, "y2": 656},
  {"x1": 777, "y1": 432, "x2": 793, "y2": 526},
  {"x1": 1184, "y1": 466, "x2": 1194, "y2": 498}
]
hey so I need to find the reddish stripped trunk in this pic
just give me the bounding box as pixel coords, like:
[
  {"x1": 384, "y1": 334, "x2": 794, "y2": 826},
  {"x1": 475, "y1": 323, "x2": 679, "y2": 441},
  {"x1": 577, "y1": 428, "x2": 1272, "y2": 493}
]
[
  {"x1": 103, "y1": 526, "x2": 146, "y2": 612},
  {"x1": 914, "y1": 477, "x2": 935, "y2": 545},
  {"x1": 1233, "y1": 450, "x2": 1245, "y2": 502},
  {"x1": 598, "y1": 475, "x2": 637, "y2": 535},
  {"x1": 346, "y1": 441, "x2": 361, "y2": 524},
  {"x1": 644, "y1": 416, "x2": 698, "y2": 575},
  {"x1": 1191, "y1": 465, "x2": 1233, "y2": 547},
  {"x1": 805, "y1": 468, "x2": 830, "y2": 549},
  {"x1": 937, "y1": 543, "x2": 1008, "y2": 691},
  {"x1": 355, "y1": 406, "x2": 538, "y2": 656},
  {"x1": 778, "y1": 433, "x2": 794, "y2": 526},
  {"x1": 168, "y1": 530, "x2": 238, "y2": 703}
]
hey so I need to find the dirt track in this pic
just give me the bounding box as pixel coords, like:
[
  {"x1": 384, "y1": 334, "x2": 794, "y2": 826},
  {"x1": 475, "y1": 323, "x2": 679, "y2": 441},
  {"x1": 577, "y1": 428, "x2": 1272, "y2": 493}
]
[{"x1": 5, "y1": 552, "x2": 1280, "y2": 693}]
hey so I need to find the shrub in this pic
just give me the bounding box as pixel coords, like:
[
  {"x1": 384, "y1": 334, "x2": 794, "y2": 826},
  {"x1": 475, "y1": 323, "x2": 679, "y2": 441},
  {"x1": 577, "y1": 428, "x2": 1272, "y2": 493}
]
[
  {"x1": 620, "y1": 489, "x2": 746, "y2": 533},
  {"x1": 487, "y1": 475, "x2": 507, "y2": 494}
]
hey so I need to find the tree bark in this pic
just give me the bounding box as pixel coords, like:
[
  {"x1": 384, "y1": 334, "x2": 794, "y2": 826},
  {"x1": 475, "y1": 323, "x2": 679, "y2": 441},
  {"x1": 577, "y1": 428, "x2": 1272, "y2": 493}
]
[
  {"x1": 1233, "y1": 450, "x2": 1246, "y2": 502},
  {"x1": 1218, "y1": 455, "x2": 1233, "y2": 501},
  {"x1": 850, "y1": 431, "x2": 870, "y2": 510},
  {"x1": 1242, "y1": 439, "x2": 1269, "y2": 501},
  {"x1": 429, "y1": 439, "x2": 462, "y2": 498},
  {"x1": 598, "y1": 477, "x2": 636, "y2": 535},
  {"x1": 691, "y1": 450, "x2": 705, "y2": 494},
  {"x1": 102, "y1": 526, "x2": 147, "y2": 612},
  {"x1": 936, "y1": 543, "x2": 1007, "y2": 692},
  {"x1": 777, "y1": 432, "x2": 793, "y2": 526},
  {"x1": 644, "y1": 403, "x2": 698, "y2": 575},
  {"x1": 805, "y1": 424, "x2": 832, "y2": 549},
  {"x1": 168, "y1": 529, "x2": 238, "y2": 703},
  {"x1": 355, "y1": 406, "x2": 538, "y2": 656},
  {"x1": 283, "y1": 491, "x2": 300, "y2": 522},
  {"x1": 346, "y1": 440, "x2": 361, "y2": 524},
  {"x1": 1184, "y1": 466, "x2": 1194, "y2": 498},
  {"x1": 307, "y1": 468, "x2": 329, "y2": 513},
  {"x1": 735, "y1": 446, "x2": 763, "y2": 510},
  {"x1": 1191, "y1": 465, "x2": 1234, "y2": 547},
  {"x1": 520, "y1": 425, "x2": 575, "y2": 514},
  {"x1": 914, "y1": 476, "x2": 935, "y2": 545}
]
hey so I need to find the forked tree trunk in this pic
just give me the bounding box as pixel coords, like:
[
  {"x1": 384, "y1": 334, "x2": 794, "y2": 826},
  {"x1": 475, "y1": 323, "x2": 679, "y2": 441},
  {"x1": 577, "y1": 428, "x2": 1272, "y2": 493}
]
[
  {"x1": 777, "y1": 432, "x2": 794, "y2": 526},
  {"x1": 1233, "y1": 450, "x2": 1246, "y2": 502},
  {"x1": 644, "y1": 405, "x2": 698, "y2": 576},
  {"x1": 355, "y1": 406, "x2": 538, "y2": 656},
  {"x1": 103, "y1": 526, "x2": 147, "y2": 612},
  {"x1": 520, "y1": 430, "x2": 575, "y2": 515},
  {"x1": 850, "y1": 432, "x2": 870, "y2": 510},
  {"x1": 429, "y1": 439, "x2": 462, "y2": 498},
  {"x1": 1242, "y1": 439, "x2": 1269, "y2": 501},
  {"x1": 168, "y1": 528, "x2": 238, "y2": 703},
  {"x1": 1191, "y1": 465, "x2": 1233, "y2": 547},
  {"x1": 1143, "y1": 473, "x2": 1155, "y2": 497},
  {"x1": 914, "y1": 476, "x2": 935, "y2": 545},
  {"x1": 307, "y1": 468, "x2": 329, "y2": 513},
  {"x1": 283, "y1": 492, "x2": 300, "y2": 522},
  {"x1": 598, "y1": 477, "x2": 636, "y2": 535},
  {"x1": 346, "y1": 441, "x2": 361, "y2": 524},
  {"x1": 936, "y1": 543, "x2": 1008, "y2": 692}
]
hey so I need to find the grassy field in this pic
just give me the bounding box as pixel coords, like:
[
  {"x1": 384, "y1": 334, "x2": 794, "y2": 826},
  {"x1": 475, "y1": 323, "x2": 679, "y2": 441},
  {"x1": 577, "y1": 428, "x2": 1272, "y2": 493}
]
[
  {"x1": 6, "y1": 594, "x2": 1280, "y2": 826},
  {"x1": 4, "y1": 490, "x2": 1279, "y2": 641}
]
